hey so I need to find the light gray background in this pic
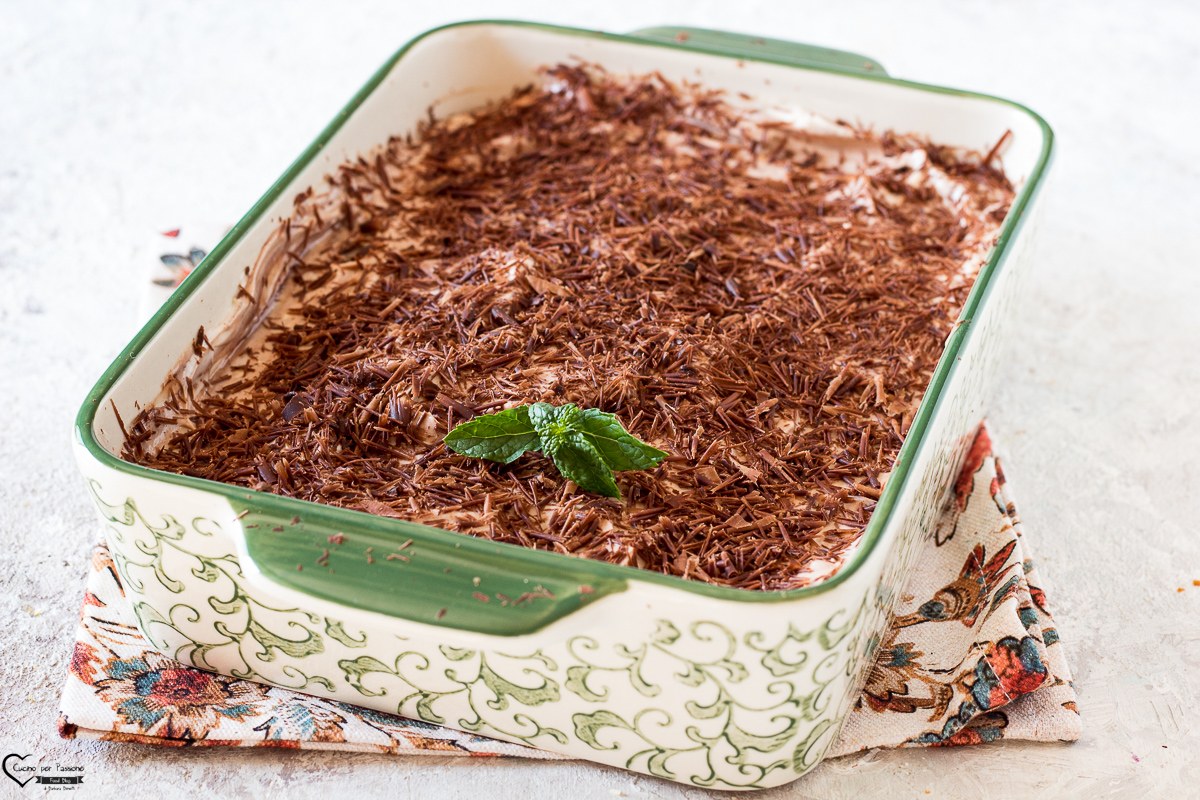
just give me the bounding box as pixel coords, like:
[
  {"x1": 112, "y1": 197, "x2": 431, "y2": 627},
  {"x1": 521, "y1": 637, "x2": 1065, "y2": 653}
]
[{"x1": 2, "y1": 1, "x2": 1198, "y2": 797}]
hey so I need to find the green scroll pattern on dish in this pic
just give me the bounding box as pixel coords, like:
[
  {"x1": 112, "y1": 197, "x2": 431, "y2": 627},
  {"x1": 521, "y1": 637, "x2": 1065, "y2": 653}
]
[
  {"x1": 90, "y1": 481, "x2": 336, "y2": 694},
  {"x1": 88, "y1": 481, "x2": 873, "y2": 789}
]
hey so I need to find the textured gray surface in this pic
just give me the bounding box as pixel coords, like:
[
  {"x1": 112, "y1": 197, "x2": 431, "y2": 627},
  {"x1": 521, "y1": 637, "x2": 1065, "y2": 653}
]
[{"x1": 2, "y1": 1, "x2": 1198, "y2": 797}]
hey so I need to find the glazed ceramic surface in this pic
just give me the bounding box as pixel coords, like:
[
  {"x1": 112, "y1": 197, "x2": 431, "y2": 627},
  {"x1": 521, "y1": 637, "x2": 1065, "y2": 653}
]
[{"x1": 73, "y1": 22, "x2": 1053, "y2": 790}]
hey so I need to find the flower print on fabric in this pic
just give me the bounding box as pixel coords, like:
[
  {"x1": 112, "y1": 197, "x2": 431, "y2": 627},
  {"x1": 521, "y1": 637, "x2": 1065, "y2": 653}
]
[
  {"x1": 95, "y1": 651, "x2": 271, "y2": 739},
  {"x1": 829, "y1": 425, "x2": 1080, "y2": 755}
]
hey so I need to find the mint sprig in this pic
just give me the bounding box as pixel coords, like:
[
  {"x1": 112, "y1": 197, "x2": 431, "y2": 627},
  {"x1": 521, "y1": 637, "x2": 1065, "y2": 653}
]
[{"x1": 443, "y1": 402, "x2": 668, "y2": 498}]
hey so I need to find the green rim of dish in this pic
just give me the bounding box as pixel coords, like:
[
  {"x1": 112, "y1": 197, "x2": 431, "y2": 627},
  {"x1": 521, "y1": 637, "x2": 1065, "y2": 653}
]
[{"x1": 74, "y1": 19, "x2": 1055, "y2": 614}]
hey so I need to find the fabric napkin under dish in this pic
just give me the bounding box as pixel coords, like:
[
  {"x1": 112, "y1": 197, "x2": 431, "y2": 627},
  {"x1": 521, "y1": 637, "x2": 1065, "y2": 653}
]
[{"x1": 59, "y1": 422, "x2": 1080, "y2": 761}]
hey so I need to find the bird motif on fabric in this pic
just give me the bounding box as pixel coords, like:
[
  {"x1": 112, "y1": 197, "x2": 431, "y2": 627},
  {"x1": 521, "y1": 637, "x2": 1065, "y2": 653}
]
[{"x1": 893, "y1": 540, "x2": 1020, "y2": 629}]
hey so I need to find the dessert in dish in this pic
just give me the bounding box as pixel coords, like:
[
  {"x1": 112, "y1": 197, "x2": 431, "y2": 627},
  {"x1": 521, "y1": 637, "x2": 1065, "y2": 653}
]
[{"x1": 120, "y1": 65, "x2": 1015, "y2": 591}]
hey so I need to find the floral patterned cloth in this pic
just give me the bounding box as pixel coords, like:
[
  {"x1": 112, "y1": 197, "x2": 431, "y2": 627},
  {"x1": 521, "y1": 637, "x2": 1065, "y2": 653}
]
[
  {"x1": 59, "y1": 426, "x2": 1079, "y2": 763},
  {"x1": 828, "y1": 426, "x2": 1080, "y2": 754}
]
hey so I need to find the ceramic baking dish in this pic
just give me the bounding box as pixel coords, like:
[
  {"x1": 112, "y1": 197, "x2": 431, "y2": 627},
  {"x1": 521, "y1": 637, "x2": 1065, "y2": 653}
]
[{"x1": 73, "y1": 21, "x2": 1052, "y2": 790}]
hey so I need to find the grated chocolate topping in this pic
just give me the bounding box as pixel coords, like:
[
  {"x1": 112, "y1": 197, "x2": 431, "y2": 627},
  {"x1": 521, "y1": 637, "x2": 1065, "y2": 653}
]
[{"x1": 122, "y1": 65, "x2": 1015, "y2": 591}]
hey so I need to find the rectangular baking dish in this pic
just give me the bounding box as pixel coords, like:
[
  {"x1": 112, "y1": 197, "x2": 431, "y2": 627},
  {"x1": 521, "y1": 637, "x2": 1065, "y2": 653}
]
[{"x1": 73, "y1": 21, "x2": 1053, "y2": 790}]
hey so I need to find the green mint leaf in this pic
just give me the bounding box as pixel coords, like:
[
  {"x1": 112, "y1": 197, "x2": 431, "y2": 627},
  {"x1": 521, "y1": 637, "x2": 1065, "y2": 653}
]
[
  {"x1": 527, "y1": 401, "x2": 581, "y2": 447},
  {"x1": 444, "y1": 402, "x2": 667, "y2": 499},
  {"x1": 443, "y1": 406, "x2": 541, "y2": 464},
  {"x1": 543, "y1": 432, "x2": 621, "y2": 498},
  {"x1": 578, "y1": 408, "x2": 668, "y2": 472},
  {"x1": 526, "y1": 401, "x2": 559, "y2": 436}
]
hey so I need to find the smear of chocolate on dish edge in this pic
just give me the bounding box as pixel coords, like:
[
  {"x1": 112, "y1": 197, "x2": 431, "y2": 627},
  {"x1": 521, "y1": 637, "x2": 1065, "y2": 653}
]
[{"x1": 122, "y1": 65, "x2": 1014, "y2": 591}]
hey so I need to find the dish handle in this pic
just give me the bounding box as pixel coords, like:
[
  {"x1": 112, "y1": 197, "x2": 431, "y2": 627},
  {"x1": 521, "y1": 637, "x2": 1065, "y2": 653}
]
[
  {"x1": 625, "y1": 27, "x2": 887, "y2": 76},
  {"x1": 235, "y1": 500, "x2": 628, "y2": 638}
]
